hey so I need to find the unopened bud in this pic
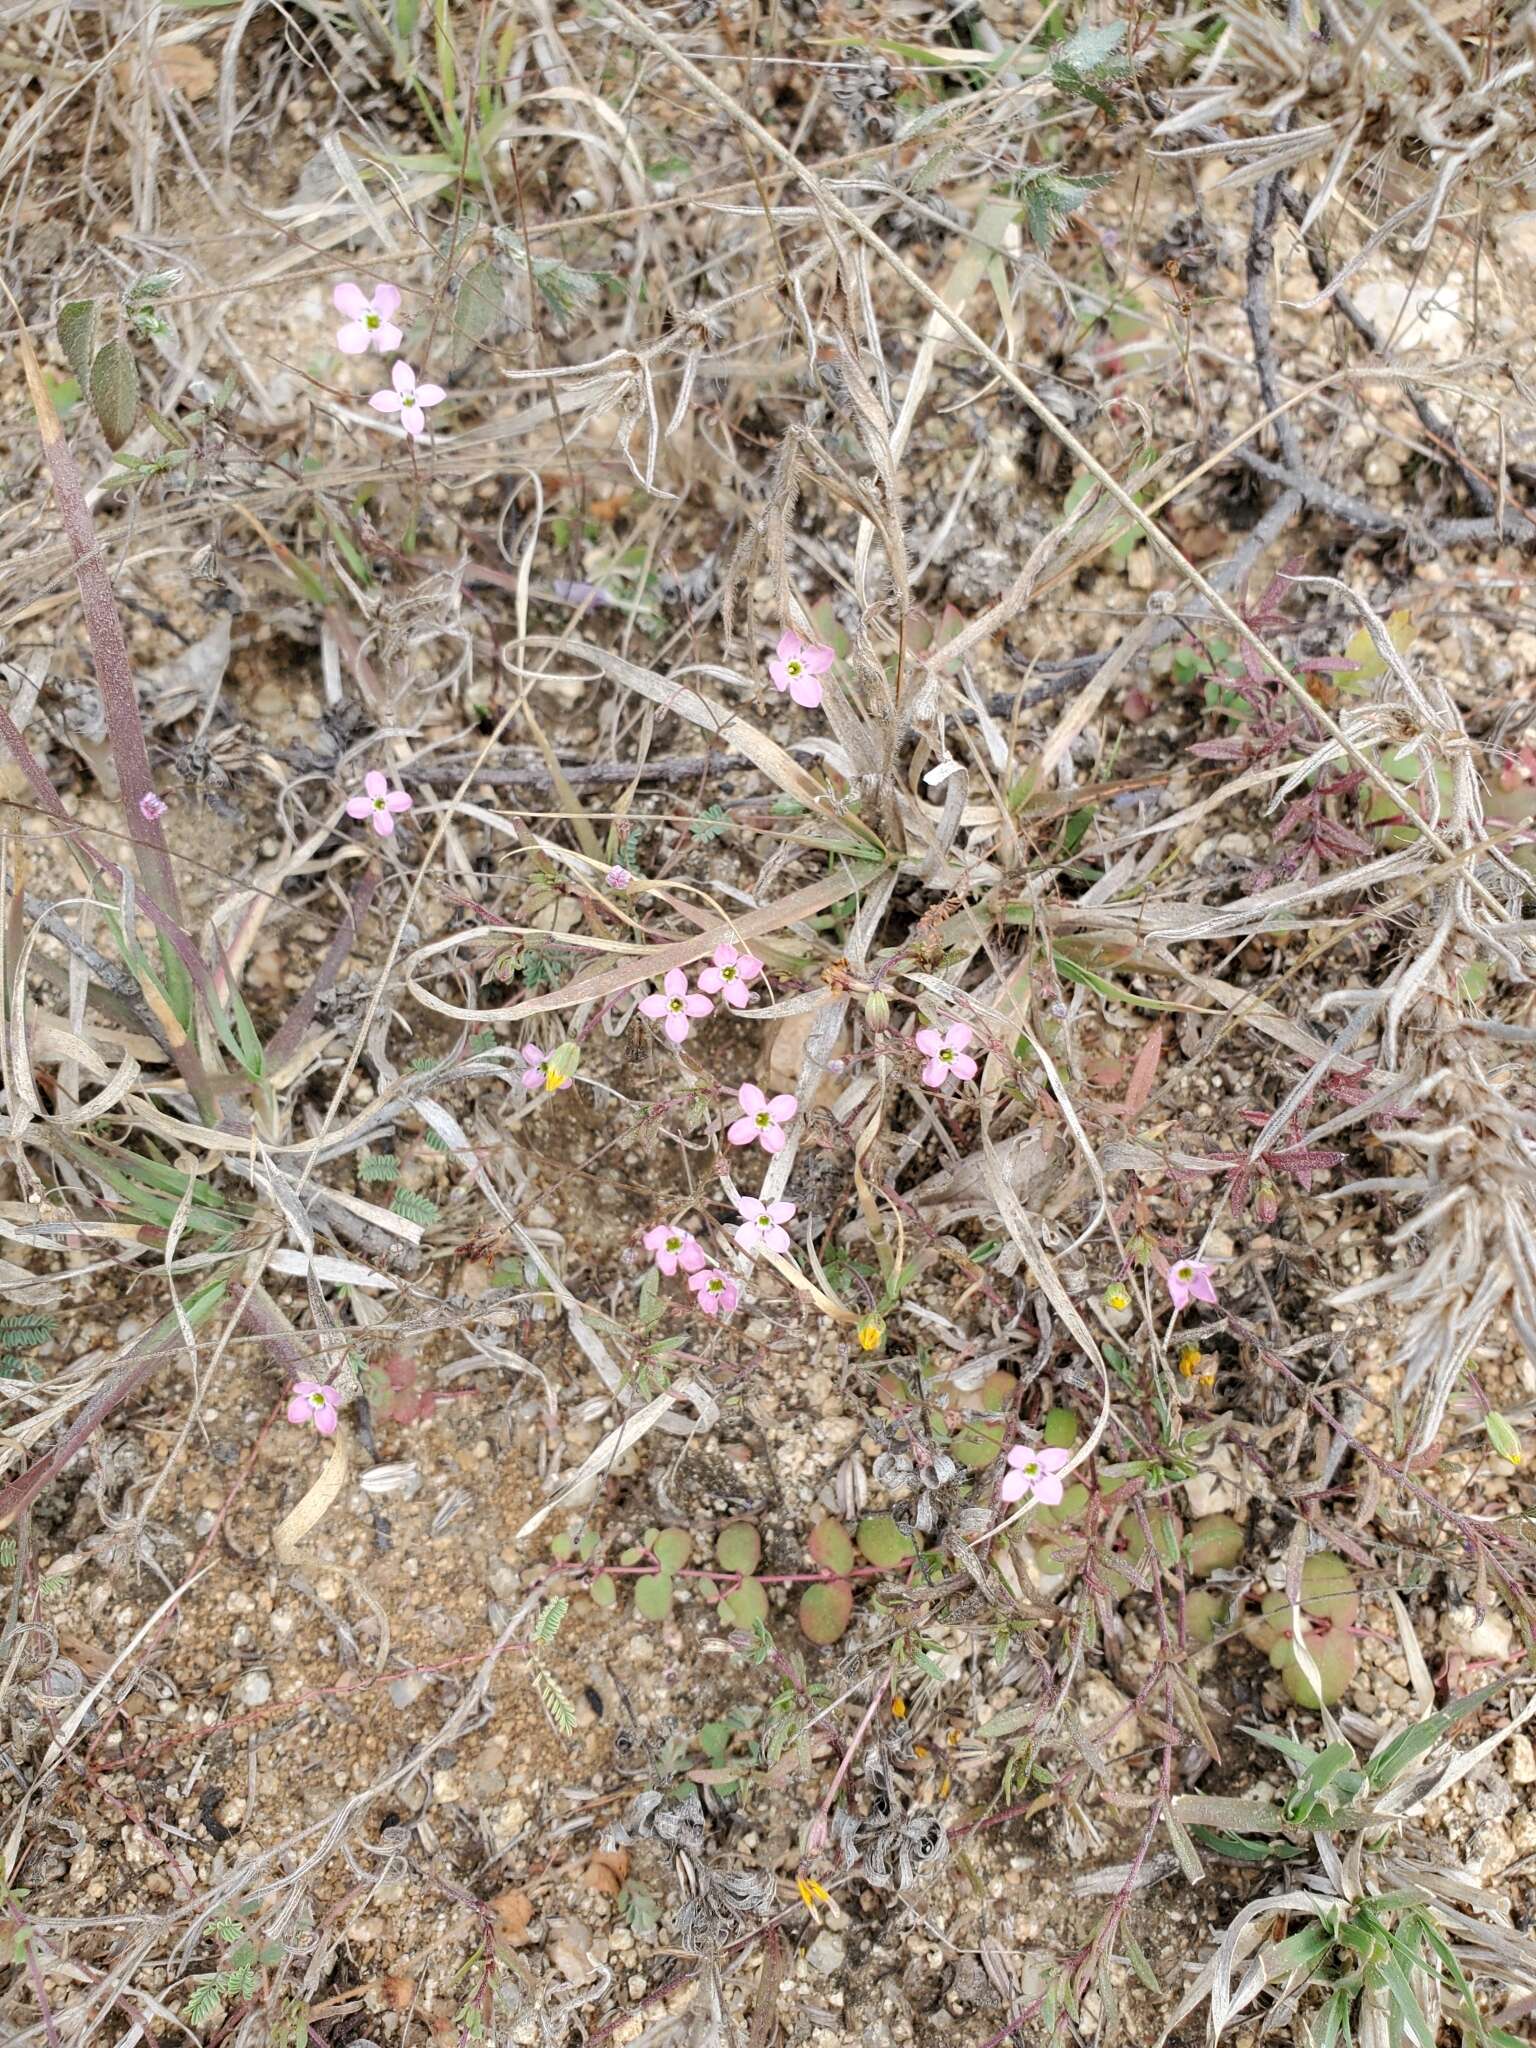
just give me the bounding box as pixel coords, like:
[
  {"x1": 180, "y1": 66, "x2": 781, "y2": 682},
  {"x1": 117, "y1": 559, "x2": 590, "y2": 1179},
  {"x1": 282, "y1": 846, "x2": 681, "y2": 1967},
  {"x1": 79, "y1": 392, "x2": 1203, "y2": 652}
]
[
  {"x1": 1487, "y1": 1412, "x2": 1523, "y2": 1465},
  {"x1": 865, "y1": 990, "x2": 891, "y2": 1032},
  {"x1": 857, "y1": 1314, "x2": 884, "y2": 1353}
]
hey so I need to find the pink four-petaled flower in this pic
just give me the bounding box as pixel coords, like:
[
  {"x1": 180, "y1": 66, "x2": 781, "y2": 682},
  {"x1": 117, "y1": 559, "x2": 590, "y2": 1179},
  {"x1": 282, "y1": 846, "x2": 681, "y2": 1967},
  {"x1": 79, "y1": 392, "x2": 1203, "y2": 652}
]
[
  {"x1": 334, "y1": 280, "x2": 403, "y2": 355},
  {"x1": 139, "y1": 792, "x2": 168, "y2": 822},
  {"x1": 346, "y1": 769, "x2": 413, "y2": 837},
  {"x1": 689, "y1": 1267, "x2": 740, "y2": 1318},
  {"x1": 287, "y1": 1379, "x2": 341, "y2": 1437},
  {"x1": 733, "y1": 1194, "x2": 796, "y2": 1258},
  {"x1": 768, "y1": 630, "x2": 834, "y2": 709},
  {"x1": 697, "y1": 942, "x2": 763, "y2": 1010},
  {"x1": 605, "y1": 865, "x2": 632, "y2": 890},
  {"x1": 727, "y1": 1083, "x2": 798, "y2": 1155},
  {"x1": 640, "y1": 967, "x2": 713, "y2": 1044},
  {"x1": 643, "y1": 1223, "x2": 706, "y2": 1277},
  {"x1": 519, "y1": 1044, "x2": 570, "y2": 1093},
  {"x1": 1167, "y1": 1256, "x2": 1219, "y2": 1313},
  {"x1": 999, "y1": 1441, "x2": 1070, "y2": 1506},
  {"x1": 369, "y1": 359, "x2": 446, "y2": 438},
  {"x1": 915, "y1": 1022, "x2": 977, "y2": 1090}
]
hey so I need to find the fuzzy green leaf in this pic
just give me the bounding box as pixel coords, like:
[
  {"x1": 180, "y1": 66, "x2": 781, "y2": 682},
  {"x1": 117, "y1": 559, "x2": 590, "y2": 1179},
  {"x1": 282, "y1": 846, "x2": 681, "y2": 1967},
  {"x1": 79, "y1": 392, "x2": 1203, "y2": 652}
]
[{"x1": 90, "y1": 338, "x2": 139, "y2": 451}]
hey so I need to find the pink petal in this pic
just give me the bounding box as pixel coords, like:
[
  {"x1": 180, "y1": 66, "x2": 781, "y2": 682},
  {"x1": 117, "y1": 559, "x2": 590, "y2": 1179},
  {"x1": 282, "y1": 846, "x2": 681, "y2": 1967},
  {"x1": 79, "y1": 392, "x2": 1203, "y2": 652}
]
[
  {"x1": 914, "y1": 1028, "x2": 942, "y2": 1058},
  {"x1": 727, "y1": 1116, "x2": 757, "y2": 1147},
  {"x1": 521, "y1": 1044, "x2": 544, "y2": 1064},
  {"x1": 720, "y1": 983, "x2": 751, "y2": 1009},
  {"x1": 712, "y1": 944, "x2": 738, "y2": 969},
  {"x1": 951, "y1": 1054, "x2": 978, "y2": 1082},
  {"x1": 414, "y1": 383, "x2": 446, "y2": 407},
  {"x1": 767, "y1": 1094, "x2": 797, "y2": 1121},
  {"x1": 399, "y1": 409, "x2": 426, "y2": 438},
  {"x1": 738, "y1": 1084, "x2": 767, "y2": 1116},
  {"x1": 370, "y1": 390, "x2": 403, "y2": 413},
  {"x1": 664, "y1": 1013, "x2": 690, "y2": 1044},
  {"x1": 678, "y1": 1238, "x2": 706, "y2": 1273},
  {"x1": 683, "y1": 992, "x2": 713, "y2": 1017},
  {"x1": 345, "y1": 795, "x2": 373, "y2": 819},
  {"x1": 373, "y1": 322, "x2": 404, "y2": 353},
  {"x1": 286, "y1": 1395, "x2": 311, "y2": 1426},
  {"x1": 735, "y1": 953, "x2": 762, "y2": 980},
  {"x1": 372, "y1": 810, "x2": 396, "y2": 837},
  {"x1": 775, "y1": 631, "x2": 801, "y2": 662},
  {"x1": 697, "y1": 967, "x2": 724, "y2": 994},
  {"x1": 767, "y1": 661, "x2": 791, "y2": 693},
  {"x1": 314, "y1": 1407, "x2": 338, "y2": 1437},
  {"x1": 663, "y1": 968, "x2": 689, "y2": 998},
  {"x1": 803, "y1": 645, "x2": 835, "y2": 675},
  {"x1": 998, "y1": 1469, "x2": 1027, "y2": 1503},
  {"x1": 921, "y1": 1060, "x2": 946, "y2": 1089},
  {"x1": 1168, "y1": 1277, "x2": 1192, "y2": 1312},
  {"x1": 372, "y1": 283, "x2": 401, "y2": 317},
  {"x1": 364, "y1": 770, "x2": 388, "y2": 800},
  {"x1": 946, "y1": 1025, "x2": 974, "y2": 1051},
  {"x1": 520, "y1": 1070, "x2": 542, "y2": 1092},
  {"x1": 336, "y1": 321, "x2": 370, "y2": 354},
  {"x1": 385, "y1": 789, "x2": 413, "y2": 813},
  {"x1": 768, "y1": 1202, "x2": 796, "y2": 1224},
  {"x1": 333, "y1": 282, "x2": 368, "y2": 318},
  {"x1": 392, "y1": 359, "x2": 416, "y2": 395},
  {"x1": 760, "y1": 1123, "x2": 786, "y2": 1154},
  {"x1": 789, "y1": 673, "x2": 823, "y2": 709},
  {"x1": 639, "y1": 992, "x2": 669, "y2": 1020},
  {"x1": 1040, "y1": 1446, "x2": 1072, "y2": 1472}
]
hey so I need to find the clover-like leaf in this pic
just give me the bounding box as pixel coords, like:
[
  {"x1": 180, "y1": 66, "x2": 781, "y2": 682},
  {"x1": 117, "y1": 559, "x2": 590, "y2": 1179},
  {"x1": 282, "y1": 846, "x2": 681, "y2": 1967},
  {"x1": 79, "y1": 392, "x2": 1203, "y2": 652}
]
[
  {"x1": 1186, "y1": 1587, "x2": 1228, "y2": 1645},
  {"x1": 798, "y1": 1578, "x2": 854, "y2": 1645},
  {"x1": 652, "y1": 1528, "x2": 693, "y2": 1574},
  {"x1": 856, "y1": 1515, "x2": 914, "y2": 1569},
  {"x1": 807, "y1": 1518, "x2": 856, "y2": 1576},
  {"x1": 1185, "y1": 1514, "x2": 1244, "y2": 1579},
  {"x1": 951, "y1": 1415, "x2": 1006, "y2": 1469},
  {"x1": 635, "y1": 1573, "x2": 674, "y2": 1622},
  {"x1": 590, "y1": 1572, "x2": 618, "y2": 1609},
  {"x1": 715, "y1": 1521, "x2": 761, "y2": 1576},
  {"x1": 1277, "y1": 1628, "x2": 1359, "y2": 1709},
  {"x1": 1042, "y1": 1407, "x2": 1079, "y2": 1449},
  {"x1": 721, "y1": 1579, "x2": 769, "y2": 1630}
]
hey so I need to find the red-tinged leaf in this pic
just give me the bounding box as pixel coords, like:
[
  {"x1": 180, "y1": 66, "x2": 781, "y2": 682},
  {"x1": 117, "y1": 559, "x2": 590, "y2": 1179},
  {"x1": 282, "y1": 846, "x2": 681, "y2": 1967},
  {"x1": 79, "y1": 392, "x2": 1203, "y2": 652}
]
[{"x1": 1121, "y1": 1025, "x2": 1163, "y2": 1120}]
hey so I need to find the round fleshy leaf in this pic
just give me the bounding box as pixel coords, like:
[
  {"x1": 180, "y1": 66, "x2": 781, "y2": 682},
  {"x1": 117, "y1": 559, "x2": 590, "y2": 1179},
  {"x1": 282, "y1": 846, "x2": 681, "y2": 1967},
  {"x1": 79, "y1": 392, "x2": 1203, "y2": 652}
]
[
  {"x1": 1279, "y1": 1629, "x2": 1359, "y2": 1709},
  {"x1": 590, "y1": 1573, "x2": 617, "y2": 1609},
  {"x1": 635, "y1": 1573, "x2": 673, "y2": 1621},
  {"x1": 577, "y1": 1530, "x2": 600, "y2": 1562},
  {"x1": 1034, "y1": 1480, "x2": 1090, "y2": 1531},
  {"x1": 1042, "y1": 1407, "x2": 1079, "y2": 1450},
  {"x1": 856, "y1": 1515, "x2": 915, "y2": 1569},
  {"x1": 807, "y1": 1518, "x2": 856, "y2": 1576},
  {"x1": 979, "y1": 1370, "x2": 1018, "y2": 1415},
  {"x1": 619, "y1": 1545, "x2": 645, "y2": 1567},
  {"x1": 721, "y1": 1579, "x2": 769, "y2": 1630},
  {"x1": 1185, "y1": 1514, "x2": 1244, "y2": 1579},
  {"x1": 1186, "y1": 1588, "x2": 1227, "y2": 1644},
  {"x1": 1299, "y1": 1552, "x2": 1358, "y2": 1627},
  {"x1": 549, "y1": 1530, "x2": 574, "y2": 1561},
  {"x1": 951, "y1": 1415, "x2": 1005, "y2": 1469},
  {"x1": 652, "y1": 1528, "x2": 693, "y2": 1574},
  {"x1": 798, "y1": 1579, "x2": 854, "y2": 1645},
  {"x1": 715, "y1": 1521, "x2": 762, "y2": 1575}
]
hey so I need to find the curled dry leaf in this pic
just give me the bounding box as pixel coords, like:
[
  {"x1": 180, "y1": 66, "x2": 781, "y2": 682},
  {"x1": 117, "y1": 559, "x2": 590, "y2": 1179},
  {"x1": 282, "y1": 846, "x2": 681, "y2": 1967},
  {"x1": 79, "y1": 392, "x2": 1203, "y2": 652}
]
[
  {"x1": 488, "y1": 1887, "x2": 535, "y2": 1946},
  {"x1": 581, "y1": 1846, "x2": 630, "y2": 1896}
]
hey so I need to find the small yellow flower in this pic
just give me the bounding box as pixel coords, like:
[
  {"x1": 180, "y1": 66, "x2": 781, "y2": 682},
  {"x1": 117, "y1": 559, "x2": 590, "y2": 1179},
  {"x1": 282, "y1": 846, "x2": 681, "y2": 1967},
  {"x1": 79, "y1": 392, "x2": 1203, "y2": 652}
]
[
  {"x1": 1178, "y1": 1344, "x2": 1203, "y2": 1377},
  {"x1": 857, "y1": 1315, "x2": 884, "y2": 1353},
  {"x1": 796, "y1": 1874, "x2": 832, "y2": 1917},
  {"x1": 1103, "y1": 1283, "x2": 1132, "y2": 1315},
  {"x1": 891, "y1": 1695, "x2": 906, "y2": 1719},
  {"x1": 544, "y1": 1068, "x2": 564, "y2": 1092}
]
